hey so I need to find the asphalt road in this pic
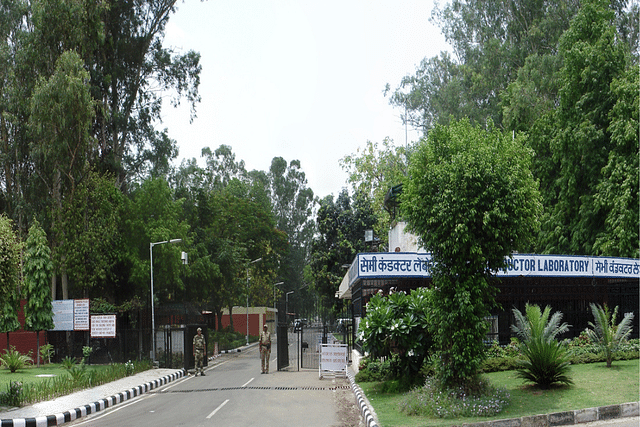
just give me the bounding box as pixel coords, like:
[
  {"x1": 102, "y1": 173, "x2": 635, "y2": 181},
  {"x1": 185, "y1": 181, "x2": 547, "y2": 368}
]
[{"x1": 69, "y1": 338, "x2": 361, "y2": 427}]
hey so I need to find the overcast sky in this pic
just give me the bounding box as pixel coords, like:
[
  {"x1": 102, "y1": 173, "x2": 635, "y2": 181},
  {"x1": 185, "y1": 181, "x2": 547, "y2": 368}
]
[{"x1": 162, "y1": 0, "x2": 449, "y2": 199}]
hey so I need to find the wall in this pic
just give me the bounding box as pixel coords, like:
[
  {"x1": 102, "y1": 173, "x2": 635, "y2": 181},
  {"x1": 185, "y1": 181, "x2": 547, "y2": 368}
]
[
  {"x1": 0, "y1": 300, "x2": 43, "y2": 359},
  {"x1": 220, "y1": 307, "x2": 277, "y2": 336}
]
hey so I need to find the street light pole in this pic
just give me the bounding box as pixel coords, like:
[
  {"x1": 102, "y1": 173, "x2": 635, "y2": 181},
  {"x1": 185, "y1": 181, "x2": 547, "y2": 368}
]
[
  {"x1": 246, "y1": 257, "x2": 262, "y2": 346},
  {"x1": 150, "y1": 238, "x2": 182, "y2": 363}
]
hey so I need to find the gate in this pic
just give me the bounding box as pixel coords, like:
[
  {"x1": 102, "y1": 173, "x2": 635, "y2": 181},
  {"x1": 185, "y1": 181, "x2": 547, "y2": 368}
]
[
  {"x1": 299, "y1": 323, "x2": 327, "y2": 369},
  {"x1": 155, "y1": 324, "x2": 207, "y2": 370},
  {"x1": 276, "y1": 299, "x2": 289, "y2": 371}
]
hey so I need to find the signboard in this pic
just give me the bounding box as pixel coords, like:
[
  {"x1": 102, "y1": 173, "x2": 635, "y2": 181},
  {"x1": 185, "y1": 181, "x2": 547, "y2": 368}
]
[
  {"x1": 51, "y1": 300, "x2": 74, "y2": 331},
  {"x1": 74, "y1": 299, "x2": 90, "y2": 331},
  {"x1": 352, "y1": 253, "x2": 640, "y2": 286},
  {"x1": 90, "y1": 314, "x2": 117, "y2": 338},
  {"x1": 319, "y1": 344, "x2": 348, "y2": 379}
]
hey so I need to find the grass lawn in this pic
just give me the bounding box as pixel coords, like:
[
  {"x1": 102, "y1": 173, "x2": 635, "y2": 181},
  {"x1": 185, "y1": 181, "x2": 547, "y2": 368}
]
[
  {"x1": 0, "y1": 364, "x2": 75, "y2": 388},
  {"x1": 359, "y1": 359, "x2": 640, "y2": 427}
]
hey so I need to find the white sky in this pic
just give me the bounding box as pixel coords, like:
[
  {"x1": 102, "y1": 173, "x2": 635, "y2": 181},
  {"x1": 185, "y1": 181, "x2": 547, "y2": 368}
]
[{"x1": 162, "y1": 0, "x2": 449, "y2": 199}]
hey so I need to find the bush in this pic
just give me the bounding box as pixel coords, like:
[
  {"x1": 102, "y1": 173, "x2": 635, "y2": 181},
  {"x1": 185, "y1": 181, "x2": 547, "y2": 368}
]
[
  {"x1": 0, "y1": 381, "x2": 23, "y2": 407},
  {"x1": 355, "y1": 358, "x2": 392, "y2": 383},
  {"x1": 39, "y1": 344, "x2": 54, "y2": 364},
  {"x1": 511, "y1": 304, "x2": 573, "y2": 389},
  {"x1": 398, "y1": 376, "x2": 510, "y2": 418},
  {"x1": 0, "y1": 347, "x2": 33, "y2": 373}
]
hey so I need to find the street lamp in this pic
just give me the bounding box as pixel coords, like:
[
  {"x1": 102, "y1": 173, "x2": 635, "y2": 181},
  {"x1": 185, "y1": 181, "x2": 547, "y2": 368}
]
[
  {"x1": 150, "y1": 238, "x2": 182, "y2": 363},
  {"x1": 273, "y1": 282, "x2": 284, "y2": 311},
  {"x1": 246, "y1": 257, "x2": 262, "y2": 345}
]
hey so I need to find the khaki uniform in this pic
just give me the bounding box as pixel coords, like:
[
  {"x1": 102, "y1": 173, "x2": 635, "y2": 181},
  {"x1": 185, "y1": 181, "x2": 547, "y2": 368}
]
[
  {"x1": 193, "y1": 332, "x2": 205, "y2": 375},
  {"x1": 259, "y1": 328, "x2": 271, "y2": 373}
]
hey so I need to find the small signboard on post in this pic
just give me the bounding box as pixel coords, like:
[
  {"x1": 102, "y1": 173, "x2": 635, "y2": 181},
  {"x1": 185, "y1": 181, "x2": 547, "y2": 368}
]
[{"x1": 319, "y1": 343, "x2": 348, "y2": 379}]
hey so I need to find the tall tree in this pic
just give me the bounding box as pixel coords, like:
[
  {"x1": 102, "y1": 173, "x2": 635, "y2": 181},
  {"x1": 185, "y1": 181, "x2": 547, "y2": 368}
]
[
  {"x1": 402, "y1": 119, "x2": 541, "y2": 387},
  {"x1": 390, "y1": 0, "x2": 580, "y2": 132},
  {"x1": 0, "y1": 214, "x2": 21, "y2": 348},
  {"x1": 267, "y1": 157, "x2": 315, "y2": 298},
  {"x1": 29, "y1": 50, "x2": 96, "y2": 300},
  {"x1": 538, "y1": 0, "x2": 631, "y2": 255},
  {"x1": 22, "y1": 218, "x2": 54, "y2": 366}
]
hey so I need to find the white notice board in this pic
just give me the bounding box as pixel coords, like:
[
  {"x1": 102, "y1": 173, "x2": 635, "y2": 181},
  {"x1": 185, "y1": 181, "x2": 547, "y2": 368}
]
[
  {"x1": 90, "y1": 314, "x2": 117, "y2": 338},
  {"x1": 74, "y1": 299, "x2": 90, "y2": 331},
  {"x1": 319, "y1": 344, "x2": 348, "y2": 379},
  {"x1": 51, "y1": 300, "x2": 74, "y2": 331}
]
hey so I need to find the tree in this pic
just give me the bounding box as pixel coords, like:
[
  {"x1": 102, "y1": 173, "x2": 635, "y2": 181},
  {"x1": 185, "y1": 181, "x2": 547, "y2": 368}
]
[
  {"x1": 0, "y1": 214, "x2": 22, "y2": 348},
  {"x1": 309, "y1": 190, "x2": 377, "y2": 315},
  {"x1": 401, "y1": 119, "x2": 541, "y2": 387},
  {"x1": 511, "y1": 304, "x2": 573, "y2": 389},
  {"x1": 340, "y1": 138, "x2": 411, "y2": 249},
  {"x1": 267, "y1": 157, "x2": 315, "y2": 302},
  {"x1": 586, "y1": 303, "x2": 635, "y2": 368},
  {"x1": 29, "y1": 50, "x2": 96, "y2": 300},
  {"x1": 22, "y1": 218, "x2": 54, "y2": 366},
  {"x1": 539, "y1": 0, "x2": 629, "y2": 255},
  {"x1": 390, "y1": 0, "x2": 581, "y2": 132}
]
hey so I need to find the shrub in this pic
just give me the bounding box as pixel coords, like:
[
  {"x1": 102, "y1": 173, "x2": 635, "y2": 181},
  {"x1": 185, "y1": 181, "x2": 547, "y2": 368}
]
[
  {"x1": 355, "y1": 358, "x2": 392, "y2": 383},
  {"x1": 511, "y1": 304, "x2": 573, "y2": 389},
  {"x1": 0, "y1": 381, "x2": 23, "y2": 407},
  {"x1": 0, "y1": 347, "x2": 33, "y2": 373},
  {"x1": 398, "y1": 376, "x2": 510, "y2": 418},
  {"x1": 585, "y1": 303, "x2": 635, "y2": 368},
  {"x1": 39, "y1": 344, "x2": 54, "y2": 364},
  {"x1": 61, "y1": 356, "x2": 77, "y2": 370}
]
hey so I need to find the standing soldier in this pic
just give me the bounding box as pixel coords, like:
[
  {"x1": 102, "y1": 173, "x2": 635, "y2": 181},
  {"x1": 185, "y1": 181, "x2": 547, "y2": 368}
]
[
  {"x1": 193, "y1": 327, "x2": 205, "y2": 376},
  {"x1": 259, "y1": 324, "x2": 271, "y2": 374}
]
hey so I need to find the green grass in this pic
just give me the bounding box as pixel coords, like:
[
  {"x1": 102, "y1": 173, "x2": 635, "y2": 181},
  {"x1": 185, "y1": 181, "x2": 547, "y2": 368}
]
[
  {"x1": 0, "y1": 364, "x2": 78, "y2": 388},
  {"x1": 359, "y1": 359, "x2": 640, "y2": 427}
]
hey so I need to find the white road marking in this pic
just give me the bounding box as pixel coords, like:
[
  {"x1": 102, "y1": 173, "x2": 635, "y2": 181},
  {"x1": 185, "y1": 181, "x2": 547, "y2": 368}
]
[
  {"x1": 206, "y1": 399, "x2": 230, "y2": 419},
  {"x1": 241, "y1": 378, "x2": 254, "y2": 387}
]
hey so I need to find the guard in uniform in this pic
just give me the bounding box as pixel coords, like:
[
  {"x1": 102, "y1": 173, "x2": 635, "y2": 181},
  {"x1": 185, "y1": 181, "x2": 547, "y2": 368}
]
[
  {"x1": 259, "y1": 324, "x2": 271, "y2": 374},
  {"x1": 193, "y1": 327, "x2": 205, "y2": 376}
]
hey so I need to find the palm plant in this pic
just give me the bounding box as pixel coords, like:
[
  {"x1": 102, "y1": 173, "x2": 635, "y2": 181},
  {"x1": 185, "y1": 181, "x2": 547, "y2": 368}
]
[
  {"x1": 586, "y1": 303, "x2": 635, "y2": 368},
  {"x1": 511, "y1": 304, "x2": 573, "y2": 389}
]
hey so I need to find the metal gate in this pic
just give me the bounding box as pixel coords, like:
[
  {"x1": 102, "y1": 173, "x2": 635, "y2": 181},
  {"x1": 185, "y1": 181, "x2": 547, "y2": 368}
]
[
  {"x1": 298, "y1": 323, "x2": 327, "y2": 369},
  {"x1": 276, "y1": 299, "x2": 289, "y2": 371},
  {"x1": 155, "y1": 324, "x2": 207, "y2": 370}
]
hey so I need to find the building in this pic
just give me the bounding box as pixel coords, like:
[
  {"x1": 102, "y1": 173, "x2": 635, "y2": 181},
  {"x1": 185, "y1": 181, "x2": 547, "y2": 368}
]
[{"x1": 339, "y1": 222, "x2": 640, "y2": 347}]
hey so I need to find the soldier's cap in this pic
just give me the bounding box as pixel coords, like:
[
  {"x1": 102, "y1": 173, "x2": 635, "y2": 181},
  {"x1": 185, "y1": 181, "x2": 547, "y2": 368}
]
[
  {"x1": 263, "y1": 325, "x2": 268, "y2": 328},
  {"x1": 197, "y1": 327, "x2": 202, "y2": 332}
]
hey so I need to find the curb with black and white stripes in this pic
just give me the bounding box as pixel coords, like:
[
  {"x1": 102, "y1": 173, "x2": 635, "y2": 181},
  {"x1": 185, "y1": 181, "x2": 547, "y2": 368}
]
[
  {"x1": 346, "y1": 370, "x2": 379, "y2": 427},
  {"x1": 0, "y1": 370, "x2": 185, "y2": 427}
]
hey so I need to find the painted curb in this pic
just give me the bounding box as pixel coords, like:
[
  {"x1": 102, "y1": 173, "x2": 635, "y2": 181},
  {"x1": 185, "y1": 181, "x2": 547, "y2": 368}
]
[
  {"x1": 0, "y1": 370, "x2": 185, "y2": 427},
  {"x1": 458, "y1": 401, "x2": 639, "y2": 427},
  {"x1": 346, "y1": 370, "x2": 379, "y2": 427}
]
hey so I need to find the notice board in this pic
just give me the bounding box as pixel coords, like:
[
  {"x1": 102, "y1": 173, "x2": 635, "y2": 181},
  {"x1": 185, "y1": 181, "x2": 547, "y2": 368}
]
[{"x1": 319, "y1": 343, "x2": 348, "y2": 379}]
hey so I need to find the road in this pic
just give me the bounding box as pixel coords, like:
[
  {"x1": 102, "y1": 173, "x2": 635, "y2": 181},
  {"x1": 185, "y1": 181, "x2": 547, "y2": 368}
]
[{"x1": 70, "y1": 337, "x2": 363, "y2": 427}]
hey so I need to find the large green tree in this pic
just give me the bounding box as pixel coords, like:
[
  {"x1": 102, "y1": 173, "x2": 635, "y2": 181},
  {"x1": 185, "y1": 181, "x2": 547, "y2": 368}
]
[
  {"x1": 402, "y1": 119, "x2": 541, "y2": 387},
  {"x1": 22, "y1": 218, "x2": 54, "y2": 366},
  {"x1": 536, "y1": 0, "x2": 635, "y2": 256},
  {"x1": 267, "y1": 157, "x2": 315, "y2": 301}
]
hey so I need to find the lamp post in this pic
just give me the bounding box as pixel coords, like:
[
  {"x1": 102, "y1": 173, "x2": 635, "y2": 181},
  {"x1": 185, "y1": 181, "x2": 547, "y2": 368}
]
[
  {"x1": 273, "y1": 282, "x2": 284, "y2": 311},
  {"x1": 150, "y1": 238, "x2": 182, "y2": 363},
  {"x1": 246, "y1": 257, "x2": 262, "y2": 345}
]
